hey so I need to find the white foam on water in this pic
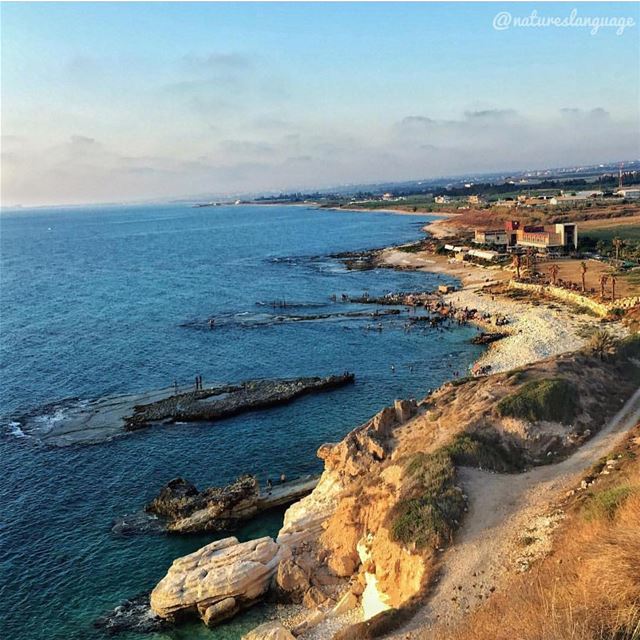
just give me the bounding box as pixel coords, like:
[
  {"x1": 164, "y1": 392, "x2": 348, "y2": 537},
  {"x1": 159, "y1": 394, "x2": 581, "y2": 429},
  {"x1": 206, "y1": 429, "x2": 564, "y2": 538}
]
[
  {"x1": 7, "y1": 421, "x2": 27, "y2": 439},
  {"x1": 32, "y1": 407, "x2": 69, "y2": 435}
]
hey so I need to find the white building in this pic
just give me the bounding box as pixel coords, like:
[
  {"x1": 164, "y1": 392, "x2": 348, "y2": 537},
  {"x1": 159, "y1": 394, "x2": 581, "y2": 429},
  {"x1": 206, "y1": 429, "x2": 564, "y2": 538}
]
[{"x1": 616, "y1": 187, "x2": 640, "y2": 199}]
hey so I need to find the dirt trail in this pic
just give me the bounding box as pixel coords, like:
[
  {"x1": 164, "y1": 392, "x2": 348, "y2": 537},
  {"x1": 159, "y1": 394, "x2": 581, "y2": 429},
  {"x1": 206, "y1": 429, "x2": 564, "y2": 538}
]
[{"x1": 385, "y1": 385, "x2": 640, "y2": 639}]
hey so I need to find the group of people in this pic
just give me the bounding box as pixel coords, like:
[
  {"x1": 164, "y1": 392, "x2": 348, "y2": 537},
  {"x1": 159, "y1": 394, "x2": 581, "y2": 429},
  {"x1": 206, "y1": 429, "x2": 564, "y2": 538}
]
[{"x1": 265, "y1": 473, "x2": 287, "y2": 495}]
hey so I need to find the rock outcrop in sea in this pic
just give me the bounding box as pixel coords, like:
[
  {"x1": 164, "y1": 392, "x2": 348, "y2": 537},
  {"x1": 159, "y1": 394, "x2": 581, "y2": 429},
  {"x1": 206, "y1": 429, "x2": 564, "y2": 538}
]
[
  {"x1": 150, "y1": 537, "x2": 287, "y2": 627},
  {"x1": 125, "y1": 374, "x2": 355, "y2": 431},
  {"x1": 146, "y1": 475, "x2": 260, "y2": 533}
]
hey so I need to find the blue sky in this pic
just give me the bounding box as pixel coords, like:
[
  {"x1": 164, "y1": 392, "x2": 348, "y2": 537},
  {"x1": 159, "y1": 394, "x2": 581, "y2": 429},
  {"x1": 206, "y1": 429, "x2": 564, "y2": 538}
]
[{"x1": 2, "y1": 2, "x2": 639, "y2": 205}]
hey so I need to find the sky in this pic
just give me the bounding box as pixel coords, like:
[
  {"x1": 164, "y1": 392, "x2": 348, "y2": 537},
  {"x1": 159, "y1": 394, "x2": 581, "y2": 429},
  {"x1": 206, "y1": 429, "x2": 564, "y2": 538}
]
[{"x1": 1, "y1": 2, "x2": 639, "y2": 206}]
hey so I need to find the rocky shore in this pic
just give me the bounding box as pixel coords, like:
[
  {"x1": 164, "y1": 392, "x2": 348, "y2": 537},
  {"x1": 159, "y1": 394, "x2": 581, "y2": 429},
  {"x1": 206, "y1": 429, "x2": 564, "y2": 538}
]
[
  {"x1": 113, "y1": 474, "x2": 319, "y2": 535},
  {"x1": 125, "y1": 374, "x2": 355, "y2": 431}
]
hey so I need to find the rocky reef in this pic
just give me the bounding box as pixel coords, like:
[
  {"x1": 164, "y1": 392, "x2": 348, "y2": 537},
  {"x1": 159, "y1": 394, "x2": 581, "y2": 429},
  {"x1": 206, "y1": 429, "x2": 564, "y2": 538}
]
[
  {"x1": 146, "y1": 475, "x2": 260, "y2": 533},
  {"x1": 112, "y1": 474, "x2": 319, "y2": 536},
  {"x1": 125, "y1": 374, "x2": 355, "y2": 431}
]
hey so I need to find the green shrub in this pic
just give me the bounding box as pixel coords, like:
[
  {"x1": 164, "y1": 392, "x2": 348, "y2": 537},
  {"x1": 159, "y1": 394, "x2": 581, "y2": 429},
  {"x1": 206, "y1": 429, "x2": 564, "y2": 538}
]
[
  {"x1": 443, "y1": 432, "x2": 525, "y2": 472},
  {"x1": 583, "y1": 484, "x2": 637, "y2": 521},
  {"x1": 497, "y1": 378, "x2": 577, "y2": 424},
  {"x1": 389, "y1": 450, "x2": 465, "y2": 549}
]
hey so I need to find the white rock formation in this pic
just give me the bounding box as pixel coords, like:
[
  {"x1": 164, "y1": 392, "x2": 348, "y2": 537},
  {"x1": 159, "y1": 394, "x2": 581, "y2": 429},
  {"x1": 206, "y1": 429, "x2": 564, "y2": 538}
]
[{"x1": 150, "y1": 536, "x2": 287, "y2": 626}]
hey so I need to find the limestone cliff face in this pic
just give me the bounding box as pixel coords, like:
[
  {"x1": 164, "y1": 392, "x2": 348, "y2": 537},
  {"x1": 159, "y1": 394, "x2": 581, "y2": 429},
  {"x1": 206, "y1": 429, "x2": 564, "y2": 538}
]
[{"x1": 275, "y1": 399, "x2": 427, "y2": 620}]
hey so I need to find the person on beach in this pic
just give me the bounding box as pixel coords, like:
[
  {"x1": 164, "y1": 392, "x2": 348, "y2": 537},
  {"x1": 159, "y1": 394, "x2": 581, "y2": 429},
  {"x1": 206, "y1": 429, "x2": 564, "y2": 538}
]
[
  {"x1": 266, "y1": 479, "x2": 273, "y2": 495},
  {"x1": 195, "y1": 376, "x2": 199, "y2": 391},
  {"x1": 174, "y1": 380, "x2": 178, "y2": 395},
  {"x1": 280, "y1": 473, "x2": 286, "y2": 484}
]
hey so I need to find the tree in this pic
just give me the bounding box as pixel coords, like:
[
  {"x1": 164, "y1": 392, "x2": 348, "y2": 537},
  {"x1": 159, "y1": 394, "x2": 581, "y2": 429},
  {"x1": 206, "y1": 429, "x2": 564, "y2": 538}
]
[
  {"x1": 599, "y1": 274, "x2": 609, "y2": 299},
  {"x1": 612, "y1": 237, "x2": 625, "y2": 261},
  {"x1": 588, "y1": 329, "x2": 617, "y2": 361},
  {"x1": 611, "y1": 275, "x2": 617, "y2": 301},
  {"x1": 549, "y1": 264, "x2": 560, "y2": 286},
  {"x1": 580, "y1": 261, "x2": 588, "y2": 292},
  {"x1": 512, "y1": 254, "x2": 522, "y2": 279}
]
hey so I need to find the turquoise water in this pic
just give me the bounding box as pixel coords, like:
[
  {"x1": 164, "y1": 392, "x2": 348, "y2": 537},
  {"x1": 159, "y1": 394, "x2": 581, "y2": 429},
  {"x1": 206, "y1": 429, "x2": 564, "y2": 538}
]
[{"x1": 0, "y1": 204, "x2": 482, "y2": 639}]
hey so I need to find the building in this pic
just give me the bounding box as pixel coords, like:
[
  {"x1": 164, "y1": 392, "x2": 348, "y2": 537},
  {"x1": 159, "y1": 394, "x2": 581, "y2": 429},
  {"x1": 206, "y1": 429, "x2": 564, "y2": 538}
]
[
  {"x1": 494, "y1": 199, "x2": 516, "y2": 208},
  {"x1": 473, "y1": 229, "x2": 508, "y2": 246},
  {"x1": 513, "y1": 223, "x2": 578, "y2": 251},
  {"x1": 616, "y1": 187, "x2": 640, "y2": 200},
  {"x1": 550, "y1": 190, "x2": 603, "y2": 205},
  {"x1": 435, "y1": 195, "x2": 450, "y2": 204},
  {"x1": 467, "y1": 249, "x2": 500, "y2": 262},
  {"x1": 467, "y1": 195, "x2": 481, "y2": 205}
]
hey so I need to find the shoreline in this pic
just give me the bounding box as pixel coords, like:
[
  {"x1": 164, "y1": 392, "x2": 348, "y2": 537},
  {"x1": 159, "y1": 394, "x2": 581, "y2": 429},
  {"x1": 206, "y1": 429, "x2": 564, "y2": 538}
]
[{"x1": 377, "y1": 245, "x2": 610, "y2": 374}]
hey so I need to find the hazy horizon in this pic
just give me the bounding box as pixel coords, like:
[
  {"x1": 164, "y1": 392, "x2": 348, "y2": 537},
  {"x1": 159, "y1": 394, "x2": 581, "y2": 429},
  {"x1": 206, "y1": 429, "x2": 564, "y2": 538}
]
[{"x1": 2, "y1": 2, "x2": 639, "y2": 207}]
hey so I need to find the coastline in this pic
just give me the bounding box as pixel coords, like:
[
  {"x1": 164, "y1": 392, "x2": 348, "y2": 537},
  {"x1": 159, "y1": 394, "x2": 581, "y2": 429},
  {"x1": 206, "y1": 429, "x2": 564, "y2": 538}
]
[
  {"x1": 377, "y1": 245, "x2": 609, "y2": 374},
  {"x1": 133, "y1": 205, "x2": 633, "y2": 640}
]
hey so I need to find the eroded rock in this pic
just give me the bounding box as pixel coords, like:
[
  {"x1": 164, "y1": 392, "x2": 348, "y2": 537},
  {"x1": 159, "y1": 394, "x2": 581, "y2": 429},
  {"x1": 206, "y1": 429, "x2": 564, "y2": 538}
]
[{"x1": 150, "y1": 536, "x2": 287, "y2": 626}]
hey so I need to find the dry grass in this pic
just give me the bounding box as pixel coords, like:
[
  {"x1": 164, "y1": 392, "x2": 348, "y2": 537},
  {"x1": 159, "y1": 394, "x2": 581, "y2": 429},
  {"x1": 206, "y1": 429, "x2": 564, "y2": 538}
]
[{"x1": 434, "y1": 429, "x2": 640, "y2": 640}]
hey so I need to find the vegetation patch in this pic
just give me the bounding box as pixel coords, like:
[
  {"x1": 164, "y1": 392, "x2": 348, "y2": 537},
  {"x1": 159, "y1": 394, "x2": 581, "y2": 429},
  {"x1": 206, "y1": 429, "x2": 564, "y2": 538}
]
[
  {"x1": 617, "y1": 333, "x2": 640, "y2": 361},
  {"x1": 389, "y1": 450, "x2": 465, "y2": 549},
  {"x1": 443, "y1": 432, "x2": 526, "y2": 472},
  {"x1": 582, "y1": 484, "x2": 637, "y2": 521},
  {"x1": 497, "y1": 378, "x2": 577, "y2": 424}
]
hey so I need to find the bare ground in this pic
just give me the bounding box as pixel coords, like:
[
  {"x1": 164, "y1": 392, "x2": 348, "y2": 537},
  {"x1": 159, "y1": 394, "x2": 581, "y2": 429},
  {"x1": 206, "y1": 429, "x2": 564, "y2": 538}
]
[{"x1": 384, "y1": 385, "x2": 640, "y2": 639}]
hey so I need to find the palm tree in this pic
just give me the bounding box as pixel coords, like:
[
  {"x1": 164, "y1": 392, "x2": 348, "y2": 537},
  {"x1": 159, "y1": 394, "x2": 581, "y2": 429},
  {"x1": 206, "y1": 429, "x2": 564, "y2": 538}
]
[
  {"x1": 580, "y1": 261, "x2": 588, "y2": 292},
  {"x1": 549, "y1": 264, "x2": 560, "y2": 286},
  {"x1": 512, "y1": 254, "x2": 522, "y2": 280},
  {"x1": 589, "y1": 329, "x2": 617, "y2": 361},
  {"x1": 612, "y1": 237, "x2": 624, "y2": 261},
  {"x1": 599, "y1": 274, "x2": 609, "y2": 299}
]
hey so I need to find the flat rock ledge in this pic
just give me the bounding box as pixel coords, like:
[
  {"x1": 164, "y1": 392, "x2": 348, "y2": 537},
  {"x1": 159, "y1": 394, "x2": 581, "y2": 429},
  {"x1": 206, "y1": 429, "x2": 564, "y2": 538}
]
[
  {"x1": 150, "y1": 536, "x2": 288, "y2": 627},
  {"x1": 125, "y1": 374, "x2": 355, "y2": 431}
]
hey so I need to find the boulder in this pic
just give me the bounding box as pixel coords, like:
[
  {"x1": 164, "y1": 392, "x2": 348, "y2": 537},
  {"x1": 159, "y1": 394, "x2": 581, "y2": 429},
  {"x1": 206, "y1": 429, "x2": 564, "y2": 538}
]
[
  {"x1": 303, "y1": 586, "x2": 330, "y2": 609},
  {"x1": 242, "y1": 621, "x2": 295, "y2": 640},
  {"x1": 275, "y1": 558, "x2": 310, "y2": 602},
  {"x1": 150, "y1": 536, "x2": 286, "y2": 626}
]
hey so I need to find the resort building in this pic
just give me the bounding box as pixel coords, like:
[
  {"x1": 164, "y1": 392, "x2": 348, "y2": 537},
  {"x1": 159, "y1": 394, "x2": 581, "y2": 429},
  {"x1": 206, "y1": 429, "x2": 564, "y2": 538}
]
[
  {"x1": 473, "y1": 229, "x2": 508, "y2": 246},
  {"x1": 435, "y1": 195, "x2": 451, "y2": 204},
  {"x1": 512, "y1": 223, "x2": 578, "y2": 251},
  {"x1": 467, "y1": 194, "x2": 481, "y2": 205}
]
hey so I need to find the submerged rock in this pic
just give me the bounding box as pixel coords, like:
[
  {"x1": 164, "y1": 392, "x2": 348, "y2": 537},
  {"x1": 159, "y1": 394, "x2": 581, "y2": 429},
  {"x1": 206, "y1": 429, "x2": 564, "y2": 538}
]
[
  {"x1": 150, "y1": 536, "x2": 287, "y2": 627},
  {"x1": 94, "y1": 593, "x2": 170, "y2": 635}
]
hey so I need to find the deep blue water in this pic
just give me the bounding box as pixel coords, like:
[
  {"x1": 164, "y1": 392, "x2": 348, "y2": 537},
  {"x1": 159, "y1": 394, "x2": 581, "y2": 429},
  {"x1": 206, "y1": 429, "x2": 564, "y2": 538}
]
[{"x1": 0, "y1": 204, "x2": 482, "y2": 640}]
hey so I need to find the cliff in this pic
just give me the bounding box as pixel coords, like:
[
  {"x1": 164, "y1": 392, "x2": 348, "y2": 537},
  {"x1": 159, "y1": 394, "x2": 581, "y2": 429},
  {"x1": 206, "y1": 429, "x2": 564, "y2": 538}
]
[{"x1": 149, "y1": 334, "x2": 640, "y2": 637}]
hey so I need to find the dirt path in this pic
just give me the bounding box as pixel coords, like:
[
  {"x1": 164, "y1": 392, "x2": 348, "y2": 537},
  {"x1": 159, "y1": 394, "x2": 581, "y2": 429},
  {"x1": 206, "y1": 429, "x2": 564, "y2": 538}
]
[{"x1": 385, "y1": 385, "x2": 640, "y2": 638}]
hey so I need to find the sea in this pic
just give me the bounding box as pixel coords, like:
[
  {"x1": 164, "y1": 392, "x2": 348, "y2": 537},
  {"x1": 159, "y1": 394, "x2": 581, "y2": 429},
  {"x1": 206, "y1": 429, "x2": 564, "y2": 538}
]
[{"x1": 0, "y1": 203, "x2": 483, "y2": 640}]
